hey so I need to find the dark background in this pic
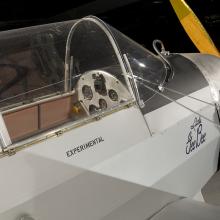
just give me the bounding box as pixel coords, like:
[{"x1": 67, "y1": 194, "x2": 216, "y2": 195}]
[{"x1": 0, "y1": 0, "x2": 219, "y2": 53}]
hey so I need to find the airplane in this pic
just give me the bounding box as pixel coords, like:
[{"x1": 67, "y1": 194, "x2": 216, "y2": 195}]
[{"x1": 0, "y1": 6, "x2": 220, "y2": 220}]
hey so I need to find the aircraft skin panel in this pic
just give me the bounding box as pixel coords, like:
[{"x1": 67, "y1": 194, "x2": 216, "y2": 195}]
[
  {"x1": 0, "y1": 95, "x2": 218, "y2": 218},
  {"x1": 0, "y1": 152, "x2": 86, "y2": 214},
  {"x1": 182, "y1": 53, "x2": 220, "y2": 93},
  {"x1": 0, "y1": 170, "x2": 148, "y2": 220},
  {"x1": 102, "y1": 195, "x2": 220, "y2": 220},
  {"x1": 0, "y1": 106, "x2": 150, "y2": 214},
  {"x1": 144, "y1": 86, "x2": 212, "y2": 133},
  {"x1": 153, "y1": 136, "x2": 219, "y2": 197},
  {"x1": 149, "y1": 198, "x2": 220, "y2": 220},
  {"x1": 1, "y1": 164, "x2": 219, "y2": 220},
  {"x1": 92, "y1": 101, "x2": 220, "y2": 197},
  {"x1": 142, "y1": 54, "x2": 209, "y2": 114},
  {"x1": 101, "y1": 189, "x2": 180, "y2": 220},
  {"x1": 23, "y1": 106, "x2": 150, "y2": 167}
]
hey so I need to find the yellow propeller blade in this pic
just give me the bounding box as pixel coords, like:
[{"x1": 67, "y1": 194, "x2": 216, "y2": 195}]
[{"x1": 169, "y1": 0, "x2": 220, "y2": 57}]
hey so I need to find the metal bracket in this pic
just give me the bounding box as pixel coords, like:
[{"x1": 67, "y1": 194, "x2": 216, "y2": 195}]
[{"x1": 153, "y1": 39, "x2": 174, "y2": 83}]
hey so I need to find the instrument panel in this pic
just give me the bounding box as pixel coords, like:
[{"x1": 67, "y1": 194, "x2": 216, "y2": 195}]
[{"x1": 72, "y1": 70, "x2": 131, "y2": 116}]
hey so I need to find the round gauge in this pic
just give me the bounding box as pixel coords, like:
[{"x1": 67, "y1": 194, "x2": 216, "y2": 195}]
[
  {"x1": 109, "y1": 89, "x2": 118, "y2": 101},
  {"x1": 82, "y1": 85, "x2": 93, "y2": 100},
  {"x1": 99, "y1": 98, "x2": 107, "y2": 110},
  {"x1": 89, "y1": 104, "x2": 99, "y2": 114}
]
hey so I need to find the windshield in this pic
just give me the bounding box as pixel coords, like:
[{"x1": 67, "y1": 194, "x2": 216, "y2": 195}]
[
  {"x1": 66, "y1": 18, "x2": 132, "y2": 115},
  {"x1": 110, "y1": 27, "x2": 167, "y2": 106}
]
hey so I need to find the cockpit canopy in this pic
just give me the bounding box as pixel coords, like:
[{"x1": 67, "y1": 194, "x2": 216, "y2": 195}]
[
  {"x1": 5, "y1": 15, "x2": 219, "y2": 149},
  {"x1": 0, "y1": 15, "x2": 220, "y2": 149},
  {"x1": 0, "y1": 16, "x2": 167, "y2": 112},
  {"x1": 0, "y1": 16, "x2": 151, "y2": 145}
]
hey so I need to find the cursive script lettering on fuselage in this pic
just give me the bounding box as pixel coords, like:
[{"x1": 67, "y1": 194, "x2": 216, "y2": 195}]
[{"x1": 186, "y1": 117, "x2": 206, "y2": 155}]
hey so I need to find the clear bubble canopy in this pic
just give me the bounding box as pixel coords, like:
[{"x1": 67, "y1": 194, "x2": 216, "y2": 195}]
[
  {"x1": 0, "y1": 15, "x2": 219, "y2": 146},
  {"x1": 0, "y1": 16, "x2": 168, "y2": 111}
]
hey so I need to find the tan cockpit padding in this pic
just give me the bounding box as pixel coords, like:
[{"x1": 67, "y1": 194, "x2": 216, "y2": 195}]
[
  {"x1": 3, "y1": 96, "x2": 72, "y2": 142},
  {"x1": 3, "y1": 106, "x2": 38, "y2": 141},
  {"x1": 39, "y1": 96, "x2": 72, "y2": 130}
]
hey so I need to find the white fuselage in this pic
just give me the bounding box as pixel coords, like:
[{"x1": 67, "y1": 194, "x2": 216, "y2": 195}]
[{"x1": 0, "y1": 86, "x2": 219, "y2": 219}]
